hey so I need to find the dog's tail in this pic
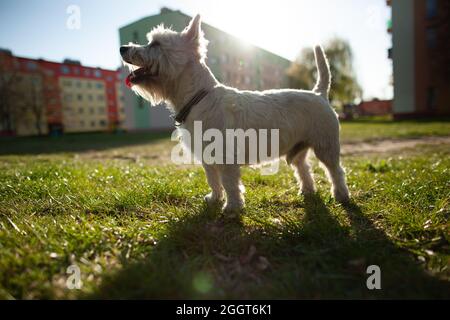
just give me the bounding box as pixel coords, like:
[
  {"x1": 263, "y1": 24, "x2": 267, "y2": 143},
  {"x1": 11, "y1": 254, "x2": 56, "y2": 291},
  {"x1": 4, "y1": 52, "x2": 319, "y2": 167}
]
[{"x1": 313, "y1": 45, "x2": 331, "y2": 99}]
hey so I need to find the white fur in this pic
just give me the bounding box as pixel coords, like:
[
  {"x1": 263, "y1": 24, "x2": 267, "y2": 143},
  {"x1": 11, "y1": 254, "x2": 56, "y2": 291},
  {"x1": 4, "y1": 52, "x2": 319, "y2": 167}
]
[{"x1": 120, "y1": 14, "x2": 350, "y2": 214}]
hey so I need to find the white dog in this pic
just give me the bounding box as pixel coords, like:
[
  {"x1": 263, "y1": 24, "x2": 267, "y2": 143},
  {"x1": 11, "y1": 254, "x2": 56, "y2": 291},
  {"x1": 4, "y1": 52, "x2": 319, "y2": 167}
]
[{"x1": 120, "y1": 14, "x2": 350, "y2": 214}]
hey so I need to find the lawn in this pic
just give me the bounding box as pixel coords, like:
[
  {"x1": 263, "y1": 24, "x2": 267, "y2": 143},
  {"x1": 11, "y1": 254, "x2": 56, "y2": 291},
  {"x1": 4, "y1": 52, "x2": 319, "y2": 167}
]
[{"x1": 0, "y1": 120, "x2": 449, "y2": 299}]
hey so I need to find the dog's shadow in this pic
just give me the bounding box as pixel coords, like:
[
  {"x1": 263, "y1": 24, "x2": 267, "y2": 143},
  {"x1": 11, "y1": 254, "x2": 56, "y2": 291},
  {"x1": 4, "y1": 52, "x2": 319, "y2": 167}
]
[{"x1": 86, "y1": 195, "x2": 450, "y2": 299}]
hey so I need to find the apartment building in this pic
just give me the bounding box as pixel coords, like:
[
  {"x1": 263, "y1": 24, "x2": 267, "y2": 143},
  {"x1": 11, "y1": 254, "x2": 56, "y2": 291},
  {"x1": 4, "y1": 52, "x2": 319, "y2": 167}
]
[
  {"x1": 388, "y1": 0, "x2": 450, "y2": 118},
  {"x1": 0, "y1": 49, "x2": 125, "y2": 136}
]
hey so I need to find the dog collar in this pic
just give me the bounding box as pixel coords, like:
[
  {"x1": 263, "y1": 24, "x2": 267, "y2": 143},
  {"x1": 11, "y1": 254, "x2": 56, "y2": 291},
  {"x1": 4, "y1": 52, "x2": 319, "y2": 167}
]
[{"x1": 174, "y1": 89, "x2": 209, "y2": 125}]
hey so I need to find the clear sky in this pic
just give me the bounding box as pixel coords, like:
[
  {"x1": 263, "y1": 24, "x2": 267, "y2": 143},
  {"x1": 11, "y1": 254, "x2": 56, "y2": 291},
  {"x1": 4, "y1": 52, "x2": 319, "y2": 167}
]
[{"x1": 0, "y1": 0, "x2": 392, "y2": 99}]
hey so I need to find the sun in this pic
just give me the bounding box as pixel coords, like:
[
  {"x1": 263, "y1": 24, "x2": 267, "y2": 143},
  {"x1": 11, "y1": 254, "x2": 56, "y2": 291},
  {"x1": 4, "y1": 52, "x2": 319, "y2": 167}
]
[{"x1": 204, "y1": 0, "x2": 299, "y2": 60}]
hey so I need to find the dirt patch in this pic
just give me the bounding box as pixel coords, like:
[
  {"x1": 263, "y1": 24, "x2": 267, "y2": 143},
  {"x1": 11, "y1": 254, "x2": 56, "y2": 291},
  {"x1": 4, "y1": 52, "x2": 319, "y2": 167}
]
[
  {"x1": 80, "y1": 140, "x2": 176, "y2": 165},
  {"x1": 341, "y1": 136, "x2": 450, "y2": 155},
  {"x1": 79, "y1": 136, "x2": 450, "y2": 164}
]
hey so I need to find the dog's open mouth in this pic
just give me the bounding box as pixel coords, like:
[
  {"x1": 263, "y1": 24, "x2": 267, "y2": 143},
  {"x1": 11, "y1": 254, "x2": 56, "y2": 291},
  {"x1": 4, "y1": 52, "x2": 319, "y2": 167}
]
[{"x1": 125, "y1": 66, "x2": 159, "y2": 88}]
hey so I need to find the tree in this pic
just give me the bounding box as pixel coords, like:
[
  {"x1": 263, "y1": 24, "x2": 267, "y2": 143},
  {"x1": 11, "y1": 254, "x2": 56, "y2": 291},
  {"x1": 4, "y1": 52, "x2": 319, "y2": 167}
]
[
  {"x1": 26, "y1": 75, "x2": 45, "y2": 136},
  {"x1": 0, "y1": 59, "x2": 49, "y2": 136},
  {"x1": 0, "y1": 64, "x2": 20, "y2": 134},
  {"x1": 287, "y1": 37, "x2": 362, "y2": 108}
]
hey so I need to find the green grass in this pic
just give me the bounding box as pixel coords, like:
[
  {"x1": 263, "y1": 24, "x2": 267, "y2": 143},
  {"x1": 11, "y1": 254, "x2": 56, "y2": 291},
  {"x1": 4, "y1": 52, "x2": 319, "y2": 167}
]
[{"x1": 0, "y1": 121, "x2": 449, "y2": 299}]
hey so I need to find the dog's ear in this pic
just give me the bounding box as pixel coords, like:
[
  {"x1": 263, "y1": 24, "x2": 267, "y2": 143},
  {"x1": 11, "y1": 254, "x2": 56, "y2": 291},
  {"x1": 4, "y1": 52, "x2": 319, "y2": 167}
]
[
  {"x1": 182, "y1": 14, "x2": 208, "y2": 60},
  {"x1": 183, "y1": 14, "x2": 202, "y2": 43}
]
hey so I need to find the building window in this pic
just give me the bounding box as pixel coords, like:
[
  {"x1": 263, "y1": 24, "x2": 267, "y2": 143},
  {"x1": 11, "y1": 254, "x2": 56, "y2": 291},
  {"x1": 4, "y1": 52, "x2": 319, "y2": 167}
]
[
  {"x1": 133, "y1": 31, "x2": 139, "y2": 43},
  {"x1": 77, "y1": 94, "x2": 83, "y2": 101},
  {"x1": 84, "y1": 69, "x2": 91, "y2": 76},
  {"x1": 73, "y1": 67, "x2": 80, "y2": 75},
  {"x1": 88, "y1": 94, "x2": 93, "y2": 101},
  {"x1": 427, "y1": 87, "x2": 437, "y2": 110},
  {"x1": 89, "y1": 107, "x2": 95, "y2": 114},
  {"x1": 61, "y1": 66, "x2": 70, "y2": 74},
  {"x1": 426, "y1": 28, "x2": 437, "y2": 48},
  {"x1": 99, "y1": 120, "x2": 107, "y2": 127},
  {"x1": 96, "y1": 83, "x2": 104, "y2": 89},
  {"x1": 91, "y1": 121, "x2": 96, "y2": 127},
  {"x1": 98, "y1": 107, "x2": 105, "y2": 114},
  {"x1": 106, "y1": 76, "x2": 113, "y2": 82},
  {"x1": 94, "y1": 70, "x2": 102, "y2": 78},
  {"x1": 98, "y1": 95, "x2": 104, "y2": 101},
  {"x1": 426, "y1": 0, "x2": 438, "y2": 19},
  {"x1": 27, "y1": 61, "x2": 38, "y2": 71},
  {"x1": 221, "y1": 54, "x2": 229, "y2": 63}
]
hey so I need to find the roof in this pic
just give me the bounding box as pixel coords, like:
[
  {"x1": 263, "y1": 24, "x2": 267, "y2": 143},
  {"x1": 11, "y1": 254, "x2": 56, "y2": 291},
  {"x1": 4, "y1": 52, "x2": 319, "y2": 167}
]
[{"x1": 1, "y1": 50, "x2": 118, "y2": 73}]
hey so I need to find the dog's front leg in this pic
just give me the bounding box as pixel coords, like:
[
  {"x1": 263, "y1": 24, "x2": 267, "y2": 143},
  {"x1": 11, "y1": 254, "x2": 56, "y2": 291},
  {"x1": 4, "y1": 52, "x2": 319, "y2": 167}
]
[
  {"x1": 203, "y1": 164, "x2": 224, "y2": 206},
  {"x1": 219, "y1": 165, "x2": 245, "y2": 215}
]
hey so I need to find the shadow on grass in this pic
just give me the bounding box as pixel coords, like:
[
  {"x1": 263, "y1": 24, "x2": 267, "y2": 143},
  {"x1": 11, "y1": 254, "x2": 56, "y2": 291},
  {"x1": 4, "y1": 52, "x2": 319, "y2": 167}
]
[
  {"x1": 87, "y1": 195, "x2": 450, "y2": 299},
  {"x1": 0, "y1": 131, "x2": 171, "y2": 156}
]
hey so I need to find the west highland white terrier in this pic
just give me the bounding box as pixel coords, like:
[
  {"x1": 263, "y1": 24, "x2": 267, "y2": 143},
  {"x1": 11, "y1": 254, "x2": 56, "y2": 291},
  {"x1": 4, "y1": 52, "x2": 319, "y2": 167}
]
[{"x1": 120, "y1": 14, "x2": 350, "y2": 214}]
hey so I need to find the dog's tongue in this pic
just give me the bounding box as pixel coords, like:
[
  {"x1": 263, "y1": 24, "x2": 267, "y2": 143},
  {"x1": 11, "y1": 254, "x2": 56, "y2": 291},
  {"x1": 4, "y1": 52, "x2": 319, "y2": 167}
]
[{"x1": 125, "y1": 74, "x2": 132, "y2": 88}]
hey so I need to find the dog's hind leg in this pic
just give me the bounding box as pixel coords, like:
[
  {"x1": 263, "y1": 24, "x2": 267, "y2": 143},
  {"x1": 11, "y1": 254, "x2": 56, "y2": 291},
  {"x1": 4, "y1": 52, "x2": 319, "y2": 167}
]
[
  {"x1": 291, "y1": 148, "x2": 316, "y2": 195},
  {"x1": 203, "y1": 164, "x2": 224, "y2": 206},
  {"x1": 219, "y1": 165, "x2": 245, "y2": 214},
  {"x1": 313, "y1": 141, "x2": 350, "y2": 203}
]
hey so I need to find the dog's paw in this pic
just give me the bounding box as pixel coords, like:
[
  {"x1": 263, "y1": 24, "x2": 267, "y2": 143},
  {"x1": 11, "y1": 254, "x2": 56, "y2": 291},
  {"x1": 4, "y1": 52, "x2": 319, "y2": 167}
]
[
  {"x1": 334, "y1": 189, "x2": 351, "y2": 204},
  {"x1": 222, "y1": 201, "x2": 244, "y2": 217},
  {"x1": 204, "y1": 193, "x2": 224, "y2": 207}
]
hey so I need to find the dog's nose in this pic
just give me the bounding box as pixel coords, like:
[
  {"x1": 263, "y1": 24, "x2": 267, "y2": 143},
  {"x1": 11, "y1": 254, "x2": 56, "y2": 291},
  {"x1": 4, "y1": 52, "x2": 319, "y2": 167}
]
[{"x1": 120, "y1": 46, "x2": 129, "y2": 56}]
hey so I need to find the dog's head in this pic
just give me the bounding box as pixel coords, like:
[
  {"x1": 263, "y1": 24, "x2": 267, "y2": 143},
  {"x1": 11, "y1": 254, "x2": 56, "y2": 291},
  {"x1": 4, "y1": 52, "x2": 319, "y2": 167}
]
[{"x1": 120, "y1": 14, "x2": 207, "y2": 105}]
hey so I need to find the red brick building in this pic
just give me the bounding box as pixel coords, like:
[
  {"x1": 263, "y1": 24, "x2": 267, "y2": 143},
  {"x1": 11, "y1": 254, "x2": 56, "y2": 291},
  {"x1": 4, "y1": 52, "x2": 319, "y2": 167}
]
[
  {"x1": 0, "y1": 49, "x2": 125, "y2": 136},
  {"x1": 358, "y1": 100, "x2": 392, "y2": 116}
]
